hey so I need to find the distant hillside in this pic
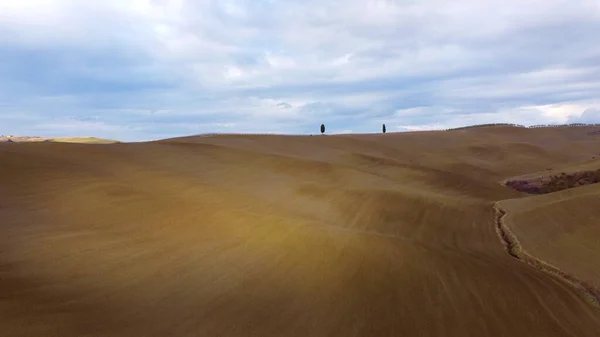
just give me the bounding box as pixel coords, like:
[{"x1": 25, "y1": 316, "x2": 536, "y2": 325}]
[
  {"x1": 447, "y1": 123, "x2": 600, "y2": 131},
  {"x1": 0, "y1": 136, "x2": 120, "y2": 144},
  {"x1": 50, "y1": 137, "x2": 120, "y2": 144},
  {"x1": 447, "y1": 123, "x2": 527, "y2": 131}
]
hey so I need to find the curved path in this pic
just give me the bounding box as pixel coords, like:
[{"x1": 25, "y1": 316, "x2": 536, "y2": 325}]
[{"x1": 493, "y1": 202, "x2": 600, "y2": 307}]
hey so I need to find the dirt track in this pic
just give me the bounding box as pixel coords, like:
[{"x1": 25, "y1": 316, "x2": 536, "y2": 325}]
[
  {"x1": 493, "y1": 203, "x2": 600, "y2": 307},
  {"x1": 2, "y1": 126, "x2": 600, "y2": 336}
]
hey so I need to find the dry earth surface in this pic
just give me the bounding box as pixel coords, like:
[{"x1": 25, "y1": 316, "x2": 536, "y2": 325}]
[{"x1": 2, "y1": 125, "x2": 600, "y2": 336}]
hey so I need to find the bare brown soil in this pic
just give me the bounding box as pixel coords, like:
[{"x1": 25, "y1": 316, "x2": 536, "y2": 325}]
[
  {"x1": 2, "y1": 126, "x2": 600, "y2": 336},
  {"x1": 498, "y1": 182, "x2": 600, "y2": 307},
  {"x1": 494, "y1": 204, "x2": 600, "y2": 307}
]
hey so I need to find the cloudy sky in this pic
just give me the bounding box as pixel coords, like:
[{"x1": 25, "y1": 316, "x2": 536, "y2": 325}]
[{"x1": 1, "y1": 0, "x2": 599, "y2": 141}]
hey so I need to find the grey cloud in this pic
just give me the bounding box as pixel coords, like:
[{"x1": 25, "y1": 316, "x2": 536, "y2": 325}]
[
  {"x1": 276, "y1": 102, "x2": 292, "y2": 109},
  {"x1": 569, "y1": 108, "x2": 600, "y2": 123}
]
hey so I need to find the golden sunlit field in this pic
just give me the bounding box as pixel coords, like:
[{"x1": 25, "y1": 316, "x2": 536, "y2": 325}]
[{"x1": 2, "y1": 125, "x2": 600, "y2": 336}]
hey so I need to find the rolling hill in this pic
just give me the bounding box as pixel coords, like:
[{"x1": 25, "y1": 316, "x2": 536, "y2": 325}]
[
  {"x1": 1, "y1": 125, "x2": 600, "y2": 336},
  {"x1": 497, "y1": 156, "x2": 600, "y2": 305}
]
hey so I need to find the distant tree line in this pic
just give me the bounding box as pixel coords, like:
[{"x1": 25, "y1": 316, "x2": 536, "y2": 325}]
[
  {"x1": 528, "y1": 123, "x2": 600, "y2": 128},
  {"x1": 446, "y1": 123, "x2": 526, "y2": 131},
  {"x1": 446, "y1": 122, "x2": 600, "y2": 131}
]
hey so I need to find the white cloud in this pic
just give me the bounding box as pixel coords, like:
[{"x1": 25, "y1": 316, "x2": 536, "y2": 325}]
[
  {"x1": 224, "y1": 66, "x2": 246, "y2": 80},
  {"x1": 265, "y1": 52, "x2": 296, "y2": 69},
  {"x1": 535, "y1": 103, "x2": 593, "y2": 123},
  {"x1": 397, "y1": 124, "x2": 447, "y2": 132},
  {"x1": 330, "y1": 129, "x2": 353, "y2": 134},
  {"x1": 332, "y1": 53, "x2": 354, "y2": 66}
]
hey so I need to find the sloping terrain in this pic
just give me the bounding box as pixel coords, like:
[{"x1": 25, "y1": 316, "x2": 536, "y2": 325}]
[
  {"x1": 499, "y1": 157, "x2": 600, "y2": 296},
  {"x1": 0, "y1": 136, "x2": 119, "y2": 144},
  {"x1": 498, "y1": 175, "x2": 600, "y2": 298},
  {"x1": 505, "y1": 157, "x2": 600, "y2": 183},
  {"x1": 505, "y1": 167, "x2": 600, "y2": 194},
  {"x1": 1, "y1": 126, "x2": 600, "y2": 336},
  {"x1": 49, "y1": 137, "x2": 120, "y2": 144}
]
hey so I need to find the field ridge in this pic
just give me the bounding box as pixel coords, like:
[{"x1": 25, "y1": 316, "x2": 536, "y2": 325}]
[{"x1": 493, "y1": 202, "x2": 600, "y2": 307}]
